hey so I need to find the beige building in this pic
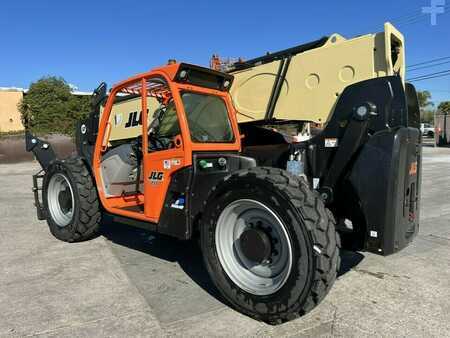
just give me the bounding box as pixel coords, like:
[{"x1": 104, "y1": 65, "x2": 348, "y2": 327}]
[{"x1": 0, "y1": 89, "x2": 25, "y2": 133}]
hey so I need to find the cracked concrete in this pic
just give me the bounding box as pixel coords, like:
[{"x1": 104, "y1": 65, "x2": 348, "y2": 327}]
[{"x1": 0, "y1": 142, "x2": 449, "y2": 336}]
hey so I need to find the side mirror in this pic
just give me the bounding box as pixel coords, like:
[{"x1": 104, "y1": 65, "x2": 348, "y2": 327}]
[{"x1": 91, "y1": 82, "x2": 107, "y2": 109}]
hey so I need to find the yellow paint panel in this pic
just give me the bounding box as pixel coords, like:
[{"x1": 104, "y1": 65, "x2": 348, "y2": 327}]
[
  {"x1": 275, "y1": 34, "x2": 377, "y2": 122},
  {"x1": 229, "y1": 61, "x2": 281, "y2": 122},
  {"x1": 230, "y1": 22, "x2": 405, "y2": 124},
  {"x1": 103, "y1": 96, "x2": 159, "y2": 141}
]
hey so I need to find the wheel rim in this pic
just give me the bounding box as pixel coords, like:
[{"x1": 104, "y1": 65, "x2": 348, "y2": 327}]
[
  {"x1": 215, "y1": 199, "x2": 293, "y2": 296},
  {"x1": 47, "y1": 173, "x2": 74, "y2": 227}
]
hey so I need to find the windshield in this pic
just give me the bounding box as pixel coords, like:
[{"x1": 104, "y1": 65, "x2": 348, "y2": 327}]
[{"x1": 181, "y1": 92, "x2": 234, "y2": 143}]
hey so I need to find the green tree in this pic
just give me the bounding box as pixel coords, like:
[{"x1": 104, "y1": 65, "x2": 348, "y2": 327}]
[
  {"x1": 437, "y1": 101, "x2": 450, "y2": 114},
  {"x1": 19, "y1": 76, "x2": 91, "y2": 136},
  {"x1": 417, "y1": 90, "x2": 434, "y2": 111},
  {"x1": 421, "y1": 110, "x2": 434, "y2": 124},
  {"x1": 417, "y1": 90, "x2": 436, "y2": 123}
]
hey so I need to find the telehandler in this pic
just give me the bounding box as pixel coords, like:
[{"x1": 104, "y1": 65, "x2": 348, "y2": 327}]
[{"x1": 25, "y1": 23, "x2": 421, "y2": 324}]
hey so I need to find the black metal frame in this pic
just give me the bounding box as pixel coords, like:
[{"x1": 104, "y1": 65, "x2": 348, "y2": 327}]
[
  {"x1": 32, "y1": 170, "x2": 46, "y2": 220},
  {"x1": 25, "y1": 132, "x2": 57, "y2": 171},
  {"x1": 175, "y1": 63, "x2": 234, "y2": 91},
  {"x1": 238, "y1": 76, "x2": 422, "y2": 255},
  {"x1": 229, "y1": 37, "x2": 328, "y2": 71}
]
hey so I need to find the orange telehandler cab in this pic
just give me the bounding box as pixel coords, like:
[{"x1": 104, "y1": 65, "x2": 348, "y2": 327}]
[
  {"x1": 25, "y1": 46, "x2": 421, "y2": 323},
  {"x1": 91, "y1": 64, "x2": 244, "y2": 227}
]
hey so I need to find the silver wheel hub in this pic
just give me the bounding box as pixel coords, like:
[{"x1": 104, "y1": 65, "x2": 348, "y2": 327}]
[
  {"x1": 47, "y1": 173, "x2": 74, "y2": 227},
  {"x1": 215, "y1": 199, "x2": 293, "y2": 296}
]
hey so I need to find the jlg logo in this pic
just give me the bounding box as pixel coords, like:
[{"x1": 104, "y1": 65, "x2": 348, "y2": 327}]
[
  {"x1": 124, "y1": 109, "x2": 149, "y2": 128},
  {"x1": 149, "y1": 171, "x2": 164, "y2": 184}
]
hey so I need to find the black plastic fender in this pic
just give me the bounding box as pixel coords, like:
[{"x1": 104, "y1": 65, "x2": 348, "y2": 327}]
[{"x1": 348, "y1": 127, "x2": 421, "y2": 255}]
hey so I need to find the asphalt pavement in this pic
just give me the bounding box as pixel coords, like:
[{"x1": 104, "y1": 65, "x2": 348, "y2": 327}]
[{"x1": 1, "y1": 141, "x2": 449, "y2": 337}]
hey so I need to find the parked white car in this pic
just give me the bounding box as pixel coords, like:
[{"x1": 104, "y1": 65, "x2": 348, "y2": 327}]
[{"x1": 421, "y1": 123, "x2": 435, "y2": 137}]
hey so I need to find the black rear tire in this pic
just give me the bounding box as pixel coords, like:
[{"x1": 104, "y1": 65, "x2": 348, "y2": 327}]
[
  {"x1": 201, "y1": 167, "x2": 340, "y2": 324},
  {"x1": 43, "y1": 157, "x2": 101, "y2": 242}
]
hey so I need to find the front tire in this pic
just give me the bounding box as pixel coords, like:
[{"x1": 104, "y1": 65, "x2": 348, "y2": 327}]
[
  {"x1": 43, "y1": 157, "x2": 101, "y2": 242},
  {"x1": 201, "y1": 167, "x2": 340, "y2": 324}
]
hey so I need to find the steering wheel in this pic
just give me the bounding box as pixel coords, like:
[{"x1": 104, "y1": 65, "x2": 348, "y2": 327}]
[{"x1": 149, "y1": 132, "x2": 168, "y2": 151}]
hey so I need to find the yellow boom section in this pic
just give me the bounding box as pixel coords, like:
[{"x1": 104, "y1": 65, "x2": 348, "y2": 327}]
[{"x1": 229, "y1": 23, "x2": 405, "y2": 123}]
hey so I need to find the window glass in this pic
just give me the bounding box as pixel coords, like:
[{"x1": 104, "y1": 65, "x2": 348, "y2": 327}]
[
  {"x1": 156, "y1": 102, "x2": 181, "y2": 137},
  {"x1": 181, "y1": 92, "x2": 234, "y2": 143}
]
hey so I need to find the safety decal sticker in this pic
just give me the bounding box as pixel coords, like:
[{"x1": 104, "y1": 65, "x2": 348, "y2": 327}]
[
  {"x1": 171, "y1": 158, "x2": 181, "y2": 166},
  {"x1": 170, "y1": 196, "x2": 185, "y2": 210},
  {"x1": 324, "y1": 138, "x2": 338, "y2": 148},
  {"x1": 163, "y1": 160, "x2": 171, "y2": 170},
  {"x1": 114, "y1": 113, "x2": 123, "y2": 126}
]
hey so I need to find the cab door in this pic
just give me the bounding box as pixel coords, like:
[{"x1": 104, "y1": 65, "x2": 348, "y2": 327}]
[{"x1": 142, "y1": 78, "x2": 188, "y2": 220}]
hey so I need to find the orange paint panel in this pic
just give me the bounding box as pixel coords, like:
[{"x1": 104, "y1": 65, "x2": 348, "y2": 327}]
[
  {"x1": 144, "y1": 148, "x2": 186, "y2": 219},
  {"x1": 93, "y1": 63, "x2": 240, "y2": 225}
]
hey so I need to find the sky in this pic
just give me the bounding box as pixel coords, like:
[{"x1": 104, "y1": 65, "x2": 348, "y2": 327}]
[{"x1": 1, "y1": 0, "x2": 449, "y2": 105}]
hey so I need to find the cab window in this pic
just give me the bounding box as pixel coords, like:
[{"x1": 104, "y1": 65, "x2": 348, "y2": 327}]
[
  {"x1": 156, "y1": 102, "x2": 181, "y2": 137},
  {"x1": 181, "y1": 92, "x2": 234, "y2": 143}
]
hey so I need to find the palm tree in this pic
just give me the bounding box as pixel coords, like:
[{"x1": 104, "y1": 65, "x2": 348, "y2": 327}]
[{"x1": 417, "y1": 91, "x2": 434, "y2": 112}]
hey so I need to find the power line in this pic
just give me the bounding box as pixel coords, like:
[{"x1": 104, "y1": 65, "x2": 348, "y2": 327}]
[
  {"x1": 350, "y1": 3, "x2": 450, "y2": 39},
  {"x1": 353, "y1": 4, "x2": 427, "y2": 35},
  {"x1": 388, "y1": 4, "x2": 428, "y2": 23},
  {"x1": 393, "y1": 12, "x2": 426, "y2": 26},
  {"x1": 372, "y1": 3, "x2": 449, "y2": 31},
  {"x1": 408, "y1": 56, "x2": 450, "y2": 69},
  {"x1": 392, "y1": 4, "x2": 450, "y2": 29},
  {"x1": 408, "y1": 69, "x2": 450, "y2": 80},
  {"x1": 408, "y1": 60, "x2": 450, "y2": 72},
  {"x1": 408, "y1": 72, "x2": 450, "y2": 82}
]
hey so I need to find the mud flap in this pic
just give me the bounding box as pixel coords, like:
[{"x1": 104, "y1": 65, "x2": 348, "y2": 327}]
[{"x1": 349, "y1": 127, "x2": 421, "y2": 255}]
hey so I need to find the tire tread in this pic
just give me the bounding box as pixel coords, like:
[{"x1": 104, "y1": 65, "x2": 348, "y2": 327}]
[
  {"x1": 45, "y1": 157, "x2": 101, "y2": 242},
  {"x1": 202, "y1": 167, "x2": 340, "y2": 324}
]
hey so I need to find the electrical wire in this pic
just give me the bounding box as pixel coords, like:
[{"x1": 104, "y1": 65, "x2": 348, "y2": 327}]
[
  {"x1": 408, "y1": 56, "x2": 450, "y2": 69},
  {"x1": 347, "y1": 4, "x2": 450, "y2": 45},
  {"x1": 395, "y1": 4, "x2": 450, "y2": 28},
  {"x1": 408, "y1": 69, "x2": 450, "y2": 80},
  {"x1": 347, "y1": 3, "x2": 434, "y2": 36},
  {"x1": 408, "y1": 61, "x2": 450, "y2": 73},
  {"x1": 408, "y1": 72, "x2": 450, "y2": 82}
]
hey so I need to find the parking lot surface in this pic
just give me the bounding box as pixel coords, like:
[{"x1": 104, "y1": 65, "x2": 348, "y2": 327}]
[{"x1": 1, "y1": 144, "x2": 449, "y2": 337}]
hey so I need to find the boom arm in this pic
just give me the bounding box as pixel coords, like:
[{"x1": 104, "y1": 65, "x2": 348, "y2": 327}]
[{"x1": 225, "y1": 22, "x2": 405, "y2": 124}]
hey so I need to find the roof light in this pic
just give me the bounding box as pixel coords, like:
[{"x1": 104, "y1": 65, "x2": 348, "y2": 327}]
[{"x1": 179, "y1": 70, "x2": 187, "y2": 79}]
